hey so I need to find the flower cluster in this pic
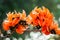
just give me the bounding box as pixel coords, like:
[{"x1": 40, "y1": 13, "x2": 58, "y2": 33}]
[
  {"x1": 2, "y1": 10, "x2": 28, "y2": 34},
  {"x1": 2, "y1": 6, "x2": 60, "y2": 35}
]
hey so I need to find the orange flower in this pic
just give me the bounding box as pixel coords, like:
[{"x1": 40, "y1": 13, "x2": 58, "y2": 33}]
[
  {"x1": 28, "y1": 6, "x2": 58, "y2": 35},
  {"x1": 2, "y1": 10, "x2": 27, "y2": 34},
  {"x1": 2, "y1": 20, "x2": 12, "y2": 31},
  {"x1": 38, "y1": 6, "x2": 53, "y2": 27},
  {"x1": 49, "y1": 22, "x2": 59, "y2": 34},
  {"x1": 42, "y1": 21, "x2": 59, "y2": 35},
  {"x1": 7, "y1": 12, "x2": 21, "y2": 26},
  {"x1": 42, "y1": 26, "x2": 50, "y2": 35},
  {"x1": 12, "y1": 17, "x2": 20, "y2": 26},
  {"x1": 55, "y1": 28, "x2": 60, "y2": 35},
  {"x1": 27, "y1": 7, "x2": 40, "y2": 26},
  {"x1": 16, "y1": 25, "x2": 26, "y2": 34},
  {"x1": 28, "y1": 6, "x2": 53, "y2": 30},
  {"x1": 50, "y1": 22, "x2": 58, "y2": 30},
  {"x1": 3, "y1": 11, "x2": 21, "y2": 31}
]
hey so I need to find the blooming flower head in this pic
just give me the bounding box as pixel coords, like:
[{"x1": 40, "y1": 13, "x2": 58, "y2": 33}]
[
  {"x1": 2, "y1": 10, "x2": 28, "y2": 34},
  {"x1": 16, "y1": 24, "x2": 26, "y2": 34},
  {"x1": 27, "y1": 6, "x2": 60, "y2": 35}
]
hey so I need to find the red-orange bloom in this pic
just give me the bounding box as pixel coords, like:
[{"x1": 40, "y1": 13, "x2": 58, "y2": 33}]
[
  {"x1": 42, "y1": 26, "x2": 50, "y2": 35},
  {"x1": 56, "y1": 28, "x2": 60, "y2": 35},
  {"x1": 27, "y1": 7, "x2": 40, "y2": 26},
  {"x1": 3, "y1": 21, "x2": 11, "y2": 31},
  {"x1": 2, "y1": 10, "x2": 27, "y2": 34},
  {"x1": 28, "y1": 6, "x2": 59, "y2": 35},
  {"x1": 16, "y1": 25, "x2": 26, "y2": 34}
]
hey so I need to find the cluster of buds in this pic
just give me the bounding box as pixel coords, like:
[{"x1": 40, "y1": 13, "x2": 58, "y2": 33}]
[{"x1": 2, "y1": 6, "x2": 60, "y2": 35}]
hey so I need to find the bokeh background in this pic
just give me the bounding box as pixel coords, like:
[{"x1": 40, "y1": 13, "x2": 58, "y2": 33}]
[{"x1": 0, "y1": 0, "x2": 60, "y2": 40}]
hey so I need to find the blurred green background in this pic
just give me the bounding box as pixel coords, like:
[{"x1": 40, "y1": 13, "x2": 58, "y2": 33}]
[{"x1": 0, "y1": 0, "x2": 60, "y2": 40}]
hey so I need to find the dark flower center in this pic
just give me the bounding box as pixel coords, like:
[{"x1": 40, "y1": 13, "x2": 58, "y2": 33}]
[
  {"x1": 19, "y1": 20, "x2": 28, "y2": 25},
  {"x1": 36, "y1": 25, "x2": 41, "y2": 29},
  {"x1": 50, "y1": 30, "x2": 56, "y2": 34}
]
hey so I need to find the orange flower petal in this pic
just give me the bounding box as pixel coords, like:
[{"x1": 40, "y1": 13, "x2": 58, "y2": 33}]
[
  {"x1": 42, "y1": 26, "x2": 50, "y2": 35},
  {"x1": 3, "y1": 22, "x2": 10, "y2": 31},
  {"x1": 16, "y1": 25, "x2": 26, "y2": 34},
  {"x1": 12, "y1": 17, "x2": 20, "y2": 26},
  {"x1": 55, "y1": 28, "x2": 60, "y2": 35}
]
